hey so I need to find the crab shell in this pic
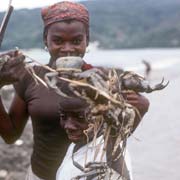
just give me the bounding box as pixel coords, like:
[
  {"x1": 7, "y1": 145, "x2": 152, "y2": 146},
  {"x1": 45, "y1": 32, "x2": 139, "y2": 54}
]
[{"x1": 56, "y1": 56, "x2": 84, "y2": 70}]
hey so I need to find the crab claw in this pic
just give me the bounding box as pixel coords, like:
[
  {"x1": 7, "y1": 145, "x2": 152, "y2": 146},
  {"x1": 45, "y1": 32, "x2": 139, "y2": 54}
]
[{"x1": 146, "y1": 78, "x2": 169, "y2": 93}]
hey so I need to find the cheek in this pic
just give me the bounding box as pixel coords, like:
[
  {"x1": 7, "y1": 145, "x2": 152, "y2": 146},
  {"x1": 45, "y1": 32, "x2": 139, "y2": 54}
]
[
  {"x1": 47, "y1": 44, "x2": 60, "y2": 60},
  {"x1": 60, "y1": 119, "x2": 65, "y2": 128},
  {"x1": 78, "y1": 43, "x2": 87, "y2": 57},
  {"x1": 79, "y1": 36, "x2": 88, "y2": 50},
  {"x1": 47, "y1": 41, "x2": 58, "y2": 52},
  {"x1": 79, "y1": 122, "x2": 88, "y2": 130},
  {"x1": 46, "y1": 35, "x2": 58, "y2": 52}
]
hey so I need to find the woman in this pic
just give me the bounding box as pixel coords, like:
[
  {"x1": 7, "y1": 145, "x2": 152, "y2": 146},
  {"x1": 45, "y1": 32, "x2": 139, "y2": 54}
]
[{"x1": 0, "y1": 1, "x2": 149, "y2": 180}]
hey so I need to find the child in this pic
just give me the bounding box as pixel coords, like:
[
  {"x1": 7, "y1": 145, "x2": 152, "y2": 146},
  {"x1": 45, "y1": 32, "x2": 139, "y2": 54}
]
[{"x1": 56, "y1": 97, "x2": 133, "y2": 180}]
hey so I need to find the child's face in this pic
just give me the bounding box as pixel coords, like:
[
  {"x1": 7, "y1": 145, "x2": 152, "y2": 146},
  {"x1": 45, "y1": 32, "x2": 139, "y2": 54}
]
[
  {"x1": 60, "y1": 109, "x2": 89, "y2": 143},
  {"x1": 45, "y1": 20, "x2": 88, "y2": 61}
]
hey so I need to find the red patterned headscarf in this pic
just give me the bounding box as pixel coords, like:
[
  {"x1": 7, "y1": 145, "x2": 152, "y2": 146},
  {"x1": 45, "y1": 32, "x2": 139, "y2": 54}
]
[{"x1": 41, "y1": 1, "x2": 89, "y2": 41}]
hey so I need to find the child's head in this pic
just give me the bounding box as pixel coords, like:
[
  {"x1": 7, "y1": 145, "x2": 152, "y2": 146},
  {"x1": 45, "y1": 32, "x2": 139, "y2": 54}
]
[{"x1": 59, "y1": 97, "x2": 90, "y2": 143}]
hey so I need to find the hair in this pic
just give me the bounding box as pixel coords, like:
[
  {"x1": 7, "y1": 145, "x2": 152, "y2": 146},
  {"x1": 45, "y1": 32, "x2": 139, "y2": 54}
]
[{"x1": 59, "y1": 96, "x2": 89, "y2": 113}]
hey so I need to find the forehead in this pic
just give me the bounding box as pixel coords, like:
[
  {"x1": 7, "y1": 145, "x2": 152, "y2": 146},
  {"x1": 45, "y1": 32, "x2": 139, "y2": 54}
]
[
  {"x1": 61, "y1": 107, "x2": 87, "y2": 114},
  {"x1": 47, "y1": 20, "x2": 86, "y2": 36}
]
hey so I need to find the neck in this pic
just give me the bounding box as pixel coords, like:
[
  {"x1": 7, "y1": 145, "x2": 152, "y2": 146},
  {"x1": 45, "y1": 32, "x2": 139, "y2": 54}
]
[
  {"x1": 73, "y1": 141, "x2": 86, "y2": 153},
  {"x1": 48, "y1": 57, "x2": 56, "y2": 68}
]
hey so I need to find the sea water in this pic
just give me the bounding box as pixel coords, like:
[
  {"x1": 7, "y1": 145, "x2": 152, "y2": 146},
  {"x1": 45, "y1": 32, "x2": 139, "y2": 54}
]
[{"x1": 23, "y1": 47, "x2": 180, "y2": 73}]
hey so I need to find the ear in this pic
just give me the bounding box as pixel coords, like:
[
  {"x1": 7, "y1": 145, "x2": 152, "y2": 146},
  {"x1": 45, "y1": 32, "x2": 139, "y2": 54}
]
[
  {"x1": 44, "y1": 38, "x2": 48, "y2": 48},
  {"x1": 43, "y1": 34, "x2": 48, "y2": 47},
  {"x1": 43, "y1": 29, "x2": 48, "y2": 47},
  {"x1": 86, "y1": 34, "x2": 89, "y2": 46}
]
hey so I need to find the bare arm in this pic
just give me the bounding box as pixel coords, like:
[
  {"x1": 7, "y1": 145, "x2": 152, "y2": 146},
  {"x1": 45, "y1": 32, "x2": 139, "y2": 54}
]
[
  {"x1": 0, "y1": 93, "x2": 28, "y2": 144},
  {"x1": 0, "y1": 50, "x2": 28, "y2": 143},
  {"x1": 124, "y1": 91, "x2": 150, "y2": 132}
]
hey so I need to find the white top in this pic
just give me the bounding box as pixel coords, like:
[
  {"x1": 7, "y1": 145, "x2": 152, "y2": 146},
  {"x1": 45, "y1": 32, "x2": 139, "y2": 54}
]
[{"x1": 56, "y1": 136, "x2": 133, "y2": 180}]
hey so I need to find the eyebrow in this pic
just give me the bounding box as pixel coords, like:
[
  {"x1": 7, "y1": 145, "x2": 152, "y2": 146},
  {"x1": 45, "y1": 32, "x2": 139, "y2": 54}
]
[
  {"x1": 51, "y1": 33, "x2": 84, "y2": 38},
  {"x1": 73, "y1": 34, "x2": 84, "y2": 38}
]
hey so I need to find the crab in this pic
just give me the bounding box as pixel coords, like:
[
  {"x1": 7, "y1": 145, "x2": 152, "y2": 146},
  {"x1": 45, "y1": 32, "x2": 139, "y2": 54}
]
[
  {"x1": 71, "y1": 161, "x2": 110, "y2": 180},
  {"x1": 42, "y1": 56, "x2": 169, "y2": 179},
  {"x1": 119, "y1": 71, "x2": 169, "y2": 93},
  {"x1": 1, "y1": 52, "x2": 168, "y2": 180}
]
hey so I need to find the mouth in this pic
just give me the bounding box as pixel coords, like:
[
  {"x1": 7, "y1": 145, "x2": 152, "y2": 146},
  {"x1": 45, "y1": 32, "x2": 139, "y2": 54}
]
[
  {"x1": 66, "y1": 131, "x2": 84, "y2": 142},
  {"x1": 59, "y1": 52, "x2": 82, "y2": 58},
  {"x1": 68, "y1": 134, "x2": 82, "y2": 142}
]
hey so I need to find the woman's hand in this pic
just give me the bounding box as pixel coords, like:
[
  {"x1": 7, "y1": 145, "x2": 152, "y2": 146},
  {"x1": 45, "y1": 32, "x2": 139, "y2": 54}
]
[
  {"x1": 122, "y1": 91, "x2": 150, "y2": 117},
  {"x1": 0, "y1": 50, "x2": 26, "y2": 87},
  {"x1": 122, "y1": 91, "x2": 150, "y2": 131}
]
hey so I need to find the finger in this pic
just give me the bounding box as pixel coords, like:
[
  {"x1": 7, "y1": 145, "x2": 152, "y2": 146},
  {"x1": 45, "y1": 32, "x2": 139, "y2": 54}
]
[
  {"x1": 9, "y1": 54, "x2": 25, "y2": 66},
  {"x1": 3, "y1": 55, "x2": 25, "y2": 69},
  {"x1": 0, "y1": 71, "x2": 19, "y2": 84},
  {"x1": 122, "y1": 93, "x2": 137, "y2": 100},
  {"x1": 126, "y1": 94, "x2": 138, "y2": 99},
  {"x1": 0, "y1": 49, "x2": 19, "y2": 58},
  {"x1": 123, "y1": 91, "x2": 139, "y2": 97},
  {"x1": 126, "y1": 99, "x2": 138, "y2": 105},
  {"x1": 122, "y1": 91, "x2": 137, "y2": 95}
]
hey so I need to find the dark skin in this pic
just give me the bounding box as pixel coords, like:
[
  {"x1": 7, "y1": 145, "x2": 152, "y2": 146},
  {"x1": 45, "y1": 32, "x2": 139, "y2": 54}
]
[
  {"x1": 60, "y1": 109, "x2": 89, "y2": 143},
  {"x1": 0, "y1": 51, "x2": 28, "y2": 143},
  {"x1": 0, "y1": 20, "x2": 88, "y2": 143},
  {"x1": 60, "y1": 106, "x2": 131, "y2": 178},
  {"x1": 0, "y1": 20, "x2": 149, "y2": 145},
  {"x1": 44, "y1": 21, "x2": 88, "y2": 65},
  {"x1": 0, "y1": 50, "x2": 25, "y2": 87}
]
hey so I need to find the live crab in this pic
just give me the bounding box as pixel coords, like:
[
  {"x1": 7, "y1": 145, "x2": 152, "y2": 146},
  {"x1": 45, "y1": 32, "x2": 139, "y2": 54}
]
[
  {"x1": 0, "y1": 53, "x2": 169, "y2": 180},
  {"x1": 43, "y1": 56, "x2": 168, "y2": 180}
]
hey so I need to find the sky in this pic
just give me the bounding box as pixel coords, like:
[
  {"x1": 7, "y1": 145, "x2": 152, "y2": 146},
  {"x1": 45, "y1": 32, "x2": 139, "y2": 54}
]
[{"x1": 0, "y1": 0, "x2": 87, "y2": 12}]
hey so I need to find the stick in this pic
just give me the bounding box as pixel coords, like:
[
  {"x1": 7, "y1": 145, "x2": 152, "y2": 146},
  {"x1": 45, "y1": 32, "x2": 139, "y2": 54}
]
[{"x1": 0, "y1": 0, "x2": 14, "y2": 48}]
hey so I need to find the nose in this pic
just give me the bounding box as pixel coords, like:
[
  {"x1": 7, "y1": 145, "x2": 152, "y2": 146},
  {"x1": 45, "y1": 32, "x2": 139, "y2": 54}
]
[
  {"x1": 61, "y1": 42, "x2": 74, "y2": 55},
  {"x1": 64, "y1": 117, "x2": 77, "y2": 131}
]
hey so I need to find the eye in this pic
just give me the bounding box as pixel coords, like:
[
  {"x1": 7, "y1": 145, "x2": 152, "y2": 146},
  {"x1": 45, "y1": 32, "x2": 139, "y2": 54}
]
[
  {"x1": 77, "y1": 112, "x2": 86, "y2": 122},
  {"x1": 53, "y1": 38, "x2": 63, "y2": 45},
  {"x1": 60, "y1": 113, "x2": 66, "y2": 121},
  {"x1": 72, "y1": 38, "x2": 82, "y2": 45}
]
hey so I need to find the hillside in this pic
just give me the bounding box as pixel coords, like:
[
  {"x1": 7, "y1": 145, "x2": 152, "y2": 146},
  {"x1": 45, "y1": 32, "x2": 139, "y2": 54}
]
[{"x1": 1, "y1": 0, "x2": 180, "y2": 50}]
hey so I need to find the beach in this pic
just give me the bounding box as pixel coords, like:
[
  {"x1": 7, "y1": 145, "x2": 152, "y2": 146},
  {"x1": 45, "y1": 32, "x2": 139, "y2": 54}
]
[{"x1": 0, "y1": 48, "x2": 180, "y2": 180}]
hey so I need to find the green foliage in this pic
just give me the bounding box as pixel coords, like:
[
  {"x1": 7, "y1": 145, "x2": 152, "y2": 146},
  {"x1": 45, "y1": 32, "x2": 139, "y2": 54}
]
[{"x1": 1, "y1": 0, "x2": 180, "y2": 50}]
